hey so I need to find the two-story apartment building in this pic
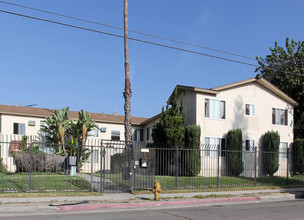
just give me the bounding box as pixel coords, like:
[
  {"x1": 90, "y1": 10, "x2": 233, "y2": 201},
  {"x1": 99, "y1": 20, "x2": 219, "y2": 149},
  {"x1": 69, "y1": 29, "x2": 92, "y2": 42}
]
[
  {"x1": 0, "y1": 76, "x2": 298, "y2": 175},
  {"x1": 173, "y1": 76, "x2": 298, "y2": 176}
]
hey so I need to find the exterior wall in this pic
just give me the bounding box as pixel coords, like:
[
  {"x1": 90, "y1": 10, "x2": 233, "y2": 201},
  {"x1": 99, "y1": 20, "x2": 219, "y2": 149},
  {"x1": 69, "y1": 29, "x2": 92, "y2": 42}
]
[
  {"x1": 196, "y1": 82, "x2": 294, "y2": 147},
  {"x1": 0, "y1": 114, "x2": 45, "y2": 137},
  {"x1": 177, "y1": 90, "x2": 197, "y2": 127},
  {"x1": 0, "y1": 114, "x2": 145, "y2": 173},
  {"x1": 192, "y1": 82, "x2": 294, "y2": 177}
]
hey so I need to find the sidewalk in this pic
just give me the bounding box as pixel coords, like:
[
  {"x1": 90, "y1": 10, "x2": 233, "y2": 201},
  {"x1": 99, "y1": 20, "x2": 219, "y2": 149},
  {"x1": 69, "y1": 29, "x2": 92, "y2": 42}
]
[{"x1": 0, "y1": 187, "x2": 303, "y2": 208}]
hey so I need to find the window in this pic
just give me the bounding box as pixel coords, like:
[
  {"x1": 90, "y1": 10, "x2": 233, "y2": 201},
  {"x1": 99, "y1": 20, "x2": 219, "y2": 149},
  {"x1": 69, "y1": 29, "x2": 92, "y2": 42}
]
[
  {"x1": 245, "y1": 140, "x2": 255, "y2": 151},
  {"x1": 87, "y1": 149, "x2": 99, "y2": 163},
  {"x1": 147, "y1": 126, "x2": 153, "y2": 141},
  {"x1": 279, "y1": 142, "x2": 288, "y2": 159},
  {"x1": 13, "y1": 123, "x2": 25, "y2": 135},
  {"x1": 132, "y1": 128, "x2": 143, "y2": 142},
  {"x1": 205, "y1": 137, "x2": 226, "y2": 157},
  {"x1": 245, "y1": 104, "x2": 255, "y2": 116},
  {"x1": 88, "y1": 127, "x2": 99, "y2": 137},
  {"x1": 205, "y1": 99, "x2": 225, "y2": 119},
  {"x1": 272, "y1": 108, "x2": 288, "y2": 126},
  {"x1": 111, "y1": 130, "x2": 120, "y2": 141}
]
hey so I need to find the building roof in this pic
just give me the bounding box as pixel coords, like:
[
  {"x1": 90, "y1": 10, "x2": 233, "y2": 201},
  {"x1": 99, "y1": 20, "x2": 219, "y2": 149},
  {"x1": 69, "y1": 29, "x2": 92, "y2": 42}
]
[
  {"x1": 0, "y1": 105, "x2": 148, "y2": 125},
  {"x1": 175, "y1": 77, "x2": 299, "y2": 107}
]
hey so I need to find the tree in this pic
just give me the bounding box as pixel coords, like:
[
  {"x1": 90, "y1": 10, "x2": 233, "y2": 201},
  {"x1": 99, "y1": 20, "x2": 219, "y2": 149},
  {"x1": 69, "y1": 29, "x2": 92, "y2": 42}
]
[
  {"x1": 226, "y1": 129, "x2": 244, "y2": 176},
  {"x1": 152, "y1": 88, "x2": 186, "y2": 175},
  {"x1": 256, "y1": 38, "x2": 304, "y2": 139},
  {"x1": 123, "y1": 0, "x2": 132, "y2": 143},
  {"x1": 152, "y1": 88, "x2": 186, "y2": 148},
  {"x1": 293, "y1": 139, "x2": 304, "y2": 175},
  {"x1": 74, "y1": 110, "x2": 97, "y2": 171},
  {"x1": 40, "y1": 108, "x2": 97, "y2": 171},
  {"x1": 183, "y1": 125, "x2": 201, "y2": 176},
  {"x1": 263, "y1": 131, "x2": 280, "y2": 176},
  {"x1": 40, "y1": 107, "x2": 70, "y2": 155}
]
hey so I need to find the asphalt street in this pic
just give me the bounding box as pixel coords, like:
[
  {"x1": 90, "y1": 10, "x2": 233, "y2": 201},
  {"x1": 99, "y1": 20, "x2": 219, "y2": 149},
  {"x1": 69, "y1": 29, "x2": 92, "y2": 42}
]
[{"x1": 0, "y1": 199, "x2": 303, "y2": 220}]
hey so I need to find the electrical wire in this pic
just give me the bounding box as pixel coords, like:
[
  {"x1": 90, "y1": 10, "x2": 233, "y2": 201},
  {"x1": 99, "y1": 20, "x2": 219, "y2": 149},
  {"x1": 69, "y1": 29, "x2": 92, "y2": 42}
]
[
  {"x1": 0, "y1": 8, "x2": 302, "y2": 77},
  {"x1": 0, "y1": 0, "x2": 256, "y2": 61}
]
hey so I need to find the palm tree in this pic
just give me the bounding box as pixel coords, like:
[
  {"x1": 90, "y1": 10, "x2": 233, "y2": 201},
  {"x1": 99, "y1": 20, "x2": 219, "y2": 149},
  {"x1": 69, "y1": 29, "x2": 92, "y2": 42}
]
[
  {"x1": 40, "y1": 107, "x2": 70, "y2": 155},
  {"x1": 76, "y1": 110, "x2": 97, "y2": 171}
]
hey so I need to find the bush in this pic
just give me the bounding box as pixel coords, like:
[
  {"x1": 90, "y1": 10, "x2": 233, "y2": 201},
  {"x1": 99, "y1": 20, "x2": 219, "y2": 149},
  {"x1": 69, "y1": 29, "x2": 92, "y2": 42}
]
[
  {"x1": 226, "y1": 128, "x2": 244, "y2": 176},
  {"x1": 0, "y1": 158, "x2": 7, "y2": 173},
  {"x1": 293, "y1": 139, "x2": 304, "y2": 175},
  {"x1": 183, "y1": 125, "x2": 201, "y2": 176},
  {"x1": 263, "y1": 131, "x2": 280, "y2": 176},
  {"x1": 13, "y1": 145, "x2": 61, "y2": 172}
]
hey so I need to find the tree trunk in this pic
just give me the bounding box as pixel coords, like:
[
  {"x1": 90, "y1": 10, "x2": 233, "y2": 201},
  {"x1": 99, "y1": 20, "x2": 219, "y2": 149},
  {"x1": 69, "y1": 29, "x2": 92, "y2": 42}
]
[{"x1": 124, "y1": 0, "x2": 132, "y2": 143}]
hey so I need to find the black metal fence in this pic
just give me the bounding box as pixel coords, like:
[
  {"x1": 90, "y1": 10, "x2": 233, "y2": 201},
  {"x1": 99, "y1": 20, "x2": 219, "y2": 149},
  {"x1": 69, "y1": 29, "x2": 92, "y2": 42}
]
[{"x1": 0, "y1": 136, "x2": 303, "y2": 193}]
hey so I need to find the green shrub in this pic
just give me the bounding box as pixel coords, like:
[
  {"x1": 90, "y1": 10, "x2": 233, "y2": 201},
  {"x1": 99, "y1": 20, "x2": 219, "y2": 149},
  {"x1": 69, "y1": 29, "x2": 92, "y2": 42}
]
[
  {"x1": 0, "y1": 158, "x2": 7, "y2": 173},
  {"x1": 293, "y1": 139, "x2": 304, "y2": 175},
  {"x1": 183, "y1": 125, "x2": 201, "y2": 176},
  {"x1": 263, "y1": 131, "x2": 280, "y2": 176},
  {"x1": 226, "y1": 128, "x2": 244, "y2": 176}
]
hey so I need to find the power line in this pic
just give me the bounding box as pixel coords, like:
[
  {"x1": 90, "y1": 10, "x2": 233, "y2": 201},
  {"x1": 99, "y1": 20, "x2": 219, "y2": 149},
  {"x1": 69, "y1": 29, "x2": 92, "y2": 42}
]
[
  {"x1": 0, "y1": 9, "x2": 259, "y2": 67},
  {"x1": 0, "y1": 9, "x2": 302, "y2": 77},
  {"x1": 0, "y1": 0, "x2": 256, "y2": 61}
]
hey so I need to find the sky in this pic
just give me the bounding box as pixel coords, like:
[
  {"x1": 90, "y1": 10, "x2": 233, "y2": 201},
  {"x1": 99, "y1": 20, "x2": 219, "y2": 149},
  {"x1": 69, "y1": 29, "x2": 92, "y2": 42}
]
[{"x1": 0, "y1": 0, "x2": 303, "y2": 118}]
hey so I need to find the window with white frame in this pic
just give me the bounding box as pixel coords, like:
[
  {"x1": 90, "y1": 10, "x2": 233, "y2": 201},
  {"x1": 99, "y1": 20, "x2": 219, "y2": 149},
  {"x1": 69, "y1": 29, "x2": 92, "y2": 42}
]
[
  {"x1": 245, "y1": 104, "x2": 255, "y2": 116},
  {"x1": 279, "y1": 142, "x2": 288, "y2": 159},
  {"x1": 13, "y1": 123, "x2": 25, "y2": 135},
  {"x1": 147, "y1": 126, "x2": 153, "y2": 141},
  {"x1": 88, "y1": 127, "x2": 99, "y2": 137},
  {"x1": 111, "y1": 130, "x2": 120, "y2": 141},
  {"x1": 245, "y1": 140, "x2": 255, "y2": 151},
  {"x1": 272, "y1": 108, "x2": 288, "y2": 126},
  {"x1": 205, "y1": 99, "x2": 226, "y2": 119},
  {"x1": 205, "y1": 137, "x2": 226, "y2": 157},
  {"x1": 132, "y1": 128, "x2": 143, "y2": 142}
]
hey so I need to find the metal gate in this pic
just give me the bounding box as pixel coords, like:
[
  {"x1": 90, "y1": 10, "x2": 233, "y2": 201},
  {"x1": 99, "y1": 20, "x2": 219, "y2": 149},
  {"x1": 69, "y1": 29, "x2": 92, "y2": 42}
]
[{"x1": 98, "y1": 140, "x2": 155, "y2": 193}]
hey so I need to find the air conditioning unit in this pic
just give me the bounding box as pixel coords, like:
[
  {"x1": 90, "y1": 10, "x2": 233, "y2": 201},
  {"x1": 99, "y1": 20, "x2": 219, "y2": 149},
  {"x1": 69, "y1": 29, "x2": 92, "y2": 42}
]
[
  {"x1": 28, "y1": 120, "x2": 36, "y2": 126},
  {"x1": 100, "y1": 127, "x2": 107, "y2": 132}
]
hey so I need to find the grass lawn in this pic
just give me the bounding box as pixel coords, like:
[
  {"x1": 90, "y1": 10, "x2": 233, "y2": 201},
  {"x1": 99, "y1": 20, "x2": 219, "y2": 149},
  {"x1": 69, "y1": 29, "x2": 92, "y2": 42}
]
[
  {"x1": 96, "y1": 172, "x2": 304, "y2": 190},
  {"x1": 0, "y1": 172, "x2": 92, "y2": 192}
]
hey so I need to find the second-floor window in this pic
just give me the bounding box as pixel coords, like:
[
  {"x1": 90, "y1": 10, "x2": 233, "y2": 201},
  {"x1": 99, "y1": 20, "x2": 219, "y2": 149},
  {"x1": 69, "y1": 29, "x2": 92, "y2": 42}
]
[
  {"x1": 88, "y1": 127, "x2": 99, "y2": 137},
  {"x1": 132, "y1": 128, "x2": 143, "y2": 142},
  {"x1": 205, "y1": 99, "x2": 225, "y2": 119},
  {"x1": 13, "y1": 123, "x2": 25, "y2": 135},
  {"x1": 147, "y1": 126, "x2": 153, "y2": 141},
  {"x1": 111, "y1": 130, "x2": 120, "y2": 141},
  {"x1": 272, "y1": 108, "x2": 288, "y2": 126},
  {"x1": 245, "y1": 104, "x2": 255, "y2": 116}
]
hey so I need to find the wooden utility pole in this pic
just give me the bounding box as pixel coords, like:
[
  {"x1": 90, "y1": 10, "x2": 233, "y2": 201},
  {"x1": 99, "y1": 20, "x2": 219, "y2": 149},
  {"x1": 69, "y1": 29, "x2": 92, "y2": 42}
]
[{"x1": 124, "y1": 0, "x2": 132, "y2": 143}]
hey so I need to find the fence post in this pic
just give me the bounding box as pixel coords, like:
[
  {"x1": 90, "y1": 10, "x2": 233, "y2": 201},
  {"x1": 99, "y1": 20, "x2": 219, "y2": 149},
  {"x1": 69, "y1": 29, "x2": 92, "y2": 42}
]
[
  {"x1": 99, "y1": 141, "x2": 104, "y2": 193},
  {"x1": 29, "y1": 147, "x2": 32, "y2": 192},
  {"x1": 217, "y1": 144, "x2": 220, "y2": 188},
  {"x1": 90, "y1": 146, "x2": 93, "y2": 191},
  {"x1": 175, "y1": 143, "x2": 179, "y2": 189},
  {"x1": 130, "y1": 143, "x2": 135, "y2": 193},
  {"x1": 254, "y1": 146, "x2": 257, "y2": 186},
  {"x1": 286, "y1": 148, "x2": 289, "y2": 185}
]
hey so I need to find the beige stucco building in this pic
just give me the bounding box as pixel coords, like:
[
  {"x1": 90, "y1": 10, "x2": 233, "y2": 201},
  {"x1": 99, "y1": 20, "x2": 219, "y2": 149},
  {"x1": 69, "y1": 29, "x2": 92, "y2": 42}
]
[
  {"x1": 0, "y1": 77, "x2": 298, "y2": 175},
  {"x1": 174, "y1": 77, "x2": 298, "y2": 177}
]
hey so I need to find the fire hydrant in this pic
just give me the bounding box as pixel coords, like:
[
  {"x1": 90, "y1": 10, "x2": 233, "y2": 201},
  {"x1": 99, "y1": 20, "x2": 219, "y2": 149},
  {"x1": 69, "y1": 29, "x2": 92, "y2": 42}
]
[{"x1": 152, "y1": 181, "x2": 161, "y2": 201}]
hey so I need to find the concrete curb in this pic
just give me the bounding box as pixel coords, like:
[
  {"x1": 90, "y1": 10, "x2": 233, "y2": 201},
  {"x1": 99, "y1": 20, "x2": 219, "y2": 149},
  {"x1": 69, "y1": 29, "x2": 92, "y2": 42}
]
[{"x1": 56, "y1": 196, "x2": 260, "y2": 212}]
